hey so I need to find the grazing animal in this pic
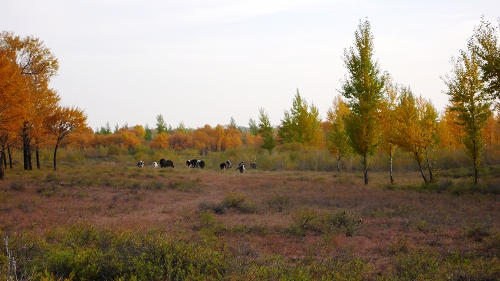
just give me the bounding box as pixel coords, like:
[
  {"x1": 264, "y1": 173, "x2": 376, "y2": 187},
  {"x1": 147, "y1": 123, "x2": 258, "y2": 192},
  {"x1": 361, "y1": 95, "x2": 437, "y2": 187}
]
[
  {"x1": 220, "y1": 160, "x2": 232, "y2": 170},
  {"x1": 153, "y1": 162, "x2": 158, "y2": 168},
  {"x1": 186, "y1": 159, "x2": 198, "y2": 168},
  {"x1": 235, "y1": 161, "x2": 245, "y2": 173},
  {"x1": 160, "y1": 158, "x2": 175, "y2": 168},
  {"x1": 250, "y1": 162, "x2": 257, "y2": 169},
  {"x1": 197, "y1": 160, "x2": 205, "y2": 169},
  {"x1": 137, "y1": 161, "x2": 145, "y2": 168},
  {"x1": 165, "y1": 159, "x2": 175, "y2": 168}
]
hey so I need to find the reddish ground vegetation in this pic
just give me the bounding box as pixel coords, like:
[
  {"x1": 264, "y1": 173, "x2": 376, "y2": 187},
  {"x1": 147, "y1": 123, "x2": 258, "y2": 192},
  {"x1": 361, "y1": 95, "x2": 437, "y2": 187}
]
[{"x1": 1, "y1": 164, "x2": 499, "y2": 276}]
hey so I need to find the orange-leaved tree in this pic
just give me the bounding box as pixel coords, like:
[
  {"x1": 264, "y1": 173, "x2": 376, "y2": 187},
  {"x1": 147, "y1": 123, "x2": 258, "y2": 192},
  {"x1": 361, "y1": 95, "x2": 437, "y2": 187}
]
[
  {"x1": 150, "y1": 132, "x2": 169, "y2": 150},
  {"x1": 0, "y1": 49, "x2": 30, "y2": 179},
  {"x1": 1, "y1": 31, "x2": 59, "y2": 170},
  {"x1": 44, "y1": 106, "x2": 87, "y2": 170}
]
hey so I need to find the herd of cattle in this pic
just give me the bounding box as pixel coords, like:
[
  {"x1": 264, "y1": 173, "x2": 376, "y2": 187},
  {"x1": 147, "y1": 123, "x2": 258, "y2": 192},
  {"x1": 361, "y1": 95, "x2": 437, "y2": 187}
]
[{"x1": 136, "y1": 159, "x2": 255, "y2": 173}]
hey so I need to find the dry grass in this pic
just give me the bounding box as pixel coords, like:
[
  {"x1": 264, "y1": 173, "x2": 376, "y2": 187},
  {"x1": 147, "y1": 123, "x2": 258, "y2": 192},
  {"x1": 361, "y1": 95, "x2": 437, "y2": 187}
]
[{"x1": 1, "y1": 162, "x2": 500, "y2": 279}]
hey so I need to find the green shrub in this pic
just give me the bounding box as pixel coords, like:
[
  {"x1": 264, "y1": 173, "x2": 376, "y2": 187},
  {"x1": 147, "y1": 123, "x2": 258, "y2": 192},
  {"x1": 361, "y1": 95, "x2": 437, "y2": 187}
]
[
  {"x1": 222, "y1": 192, "x2": 246, "y2": 209},
  {"x1": 290, "y1": 208, "x2": 318, "y2": 230},
  {"x1": 267, "y1": 194, "x2": 289, "y2": 213}
]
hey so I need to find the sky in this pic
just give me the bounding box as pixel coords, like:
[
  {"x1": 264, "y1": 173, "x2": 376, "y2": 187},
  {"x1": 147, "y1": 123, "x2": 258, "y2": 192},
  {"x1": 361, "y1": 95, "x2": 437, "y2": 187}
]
[{"x1": 2, "y1": 1, "x2": 499, "y2": 130}]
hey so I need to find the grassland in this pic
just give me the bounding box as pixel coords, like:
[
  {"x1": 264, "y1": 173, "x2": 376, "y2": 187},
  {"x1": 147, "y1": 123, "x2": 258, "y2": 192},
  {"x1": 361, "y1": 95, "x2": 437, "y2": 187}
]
[{"x1": 1, "y1": 149, "x2": 500, "y2": 280}]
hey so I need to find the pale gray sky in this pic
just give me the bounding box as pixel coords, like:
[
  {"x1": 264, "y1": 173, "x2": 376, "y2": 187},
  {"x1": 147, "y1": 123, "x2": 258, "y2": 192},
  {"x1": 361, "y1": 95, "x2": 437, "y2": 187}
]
[{"x1": 2, "y1": 1, "x2": 499, "y2": 130}]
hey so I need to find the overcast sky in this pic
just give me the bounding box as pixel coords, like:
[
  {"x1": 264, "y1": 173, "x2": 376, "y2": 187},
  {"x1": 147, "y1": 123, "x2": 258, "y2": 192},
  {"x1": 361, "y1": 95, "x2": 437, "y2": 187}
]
[{"x1": 2, "y1": 1, "x2": 499, "y2": 130}]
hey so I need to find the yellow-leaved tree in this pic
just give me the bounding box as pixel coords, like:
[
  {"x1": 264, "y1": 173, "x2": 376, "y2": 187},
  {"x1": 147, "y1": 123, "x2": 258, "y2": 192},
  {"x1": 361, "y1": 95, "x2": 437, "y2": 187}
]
[
  {"x1": 392, "y1": 88, "x2": 438, "y2": 184},
  {"x1": 326, "y1": 95, "x2": 351, "y2": 173},
  {"x1": 380, "y1": 75, "x2": 399, "y2": 184},
  {"x1": 443, "y1": 46, "x2": 492, "y2": 184},
  {"x1": 278, "y1": 89, "x2": 323, "y2": 148}
]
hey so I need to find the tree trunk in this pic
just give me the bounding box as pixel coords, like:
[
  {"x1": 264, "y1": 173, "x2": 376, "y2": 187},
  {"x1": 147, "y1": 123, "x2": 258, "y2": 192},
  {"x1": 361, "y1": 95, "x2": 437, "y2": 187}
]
[
  {"x1": 425, "y1": 148, "x2": 433, "y2": 182},
  {"x1": 473, "y1": 157, "x2": 478, "y2": 184},
  {"x1": 388, "y1": 144, "x2": 394, "y2": 184},
  {"x1": 0, "y1": 152, "x2": 4, "y2": 180},
  {"x1": 23, "y1": 125, "x2": 29, "y2": 170},
  {"x1": 337, "y1": 155, "x2": 341, "y2": 173},
  {"x1": 53, "y1": 141, "x2": 60, "y2": 171},
  {"x1": 36, "y1": 145, "x2": 41, "y2": 169},
  {"x1": 417, "y1": 159, "x2": 427, "y2": 184},
  {"x1": 28, "y1": 146, "x2": 32, "y2": 170},
  {"x1": 7, "y1": 145, "x2": 13, "y2": 169},
  {"x1": 363, "y1": 154, "x2": 368, "y2": 185},
  {"x1": 2, "y1": 151, "x2": 6, "y2": 169}
]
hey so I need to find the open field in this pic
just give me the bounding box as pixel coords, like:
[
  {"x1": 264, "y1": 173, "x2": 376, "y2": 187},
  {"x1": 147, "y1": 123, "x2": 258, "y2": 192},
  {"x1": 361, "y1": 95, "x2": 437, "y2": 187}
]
[{"x1": 1, "y1": 159, "x2": 500, "y2": 280}]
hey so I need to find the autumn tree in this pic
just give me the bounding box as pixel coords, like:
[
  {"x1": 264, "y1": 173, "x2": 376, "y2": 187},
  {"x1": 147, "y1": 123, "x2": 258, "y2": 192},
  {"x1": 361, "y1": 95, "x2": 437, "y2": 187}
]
[
  {"x1": 0, "y1": 49, "x2": 29, "y2": 179},
  {"x1": 393, "y1": 88, "x2": 438, "y2": 184},
  {"x1": 193, "y1": 125, "x2": 211, "y2": 155},
  {"x1": 278, "y1": 89, "x2": 323, "y2": 147},
  {"x1": 222, "y1": 126, "x2": 242, "y2": 150},
  {"x1": 444, "y1": 48, "x2": 492, "y2": 184},
  {"x1": 380, "y1": 75, "x2": 399, "y2": 184},
  {"x1": 212, "y1": 124, "x2": 225, "y2": 151},
  {"x1": 1, "y1": 32, "x2": 59, "y2": 170},
  {"x1": 469, "y1": 17, "x2": 500, "y2": 100},
  {"x1": 63, "y1": 126, "x2": 95, "y2": 150},
  {"x1": 150, "y1": 132, "x2": 169, "y2": 149},
  {"x1": 339, "y1": 19, "x2": 385, "y2": 185},
  {"x1": 326, "y1": 95, "x2": 351, "y2": 173},
  {"x1": 437, "y1": 108, "x2": 465, "y2": 148},
  {"x1": 169, "y1": 130, "x2": 191, "y2": 152},
  {"x1": 44, "y1": 106, "x2": 87, "y2": 170},
  {"x1": 258, "y1": 108, "x2": 276, "y2": 154}
]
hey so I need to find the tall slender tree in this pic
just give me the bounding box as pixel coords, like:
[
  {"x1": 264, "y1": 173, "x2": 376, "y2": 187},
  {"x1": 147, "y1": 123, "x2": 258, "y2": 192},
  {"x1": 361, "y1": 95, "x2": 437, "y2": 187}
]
[
  {"x1": 258, "y1": 108, "x2": 276, "y2": 154},
  {"x1": 443, "y1": 48, "x2": 492, "y2": 184},
  {"x1": 339, "y1": 19, "x2": 385, "y2": 185},
  {"x1": 380, "y1": 75, "x2": 399, "y2": 184},
  {"x1": 469, "y1": 17, "x2": 500, "y2": 100}
]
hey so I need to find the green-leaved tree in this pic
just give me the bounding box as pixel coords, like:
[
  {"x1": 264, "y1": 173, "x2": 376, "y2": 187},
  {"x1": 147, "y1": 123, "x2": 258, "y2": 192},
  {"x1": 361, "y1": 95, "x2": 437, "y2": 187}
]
[
  {"x1": 278, "y1": 89, "x2": 323, "y2": 147},
  {"x1": 444, "y1": 48, "x2": 492, "y2": 184},
  {"x1": 258, "y1": 108, "x2": 276, "y2": 154},
  {"x1": 339, "y1": 19, "x2": 385, "y2": 185}
]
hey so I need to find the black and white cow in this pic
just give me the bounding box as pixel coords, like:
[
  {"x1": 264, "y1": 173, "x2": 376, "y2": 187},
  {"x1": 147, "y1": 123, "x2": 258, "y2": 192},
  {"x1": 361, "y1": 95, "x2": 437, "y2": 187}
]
[
  {"x1": 250, "y1": 162, "x2": 257, "y2": 169},
  {"x1": 220, "y1": 160, "x2": 232, "y2": 170},
  {"x1": 137, "y1": 160, "x2": 145, "y2": 168},
  {"x1": 186, "y1": 159, "x2": 198, "y2": 168},
  {"x1": 235, "y1": 161, "x2": 245, "y2": 173},
  {"x1": 197, "y1": 160, "x2": 205, "y2": 169},
  {"x1": 160, "y1": 158, "x2": 175, "y2": 168},
  {"x1": 153, "y1": 162, "x2": 158, "y2": 168}
]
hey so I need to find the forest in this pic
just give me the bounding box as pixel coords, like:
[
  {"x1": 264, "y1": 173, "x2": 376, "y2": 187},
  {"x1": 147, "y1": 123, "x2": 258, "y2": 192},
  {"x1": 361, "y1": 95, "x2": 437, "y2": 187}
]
[{"x1": 0, "y1": 18, "x2": 500, "y2": 280}]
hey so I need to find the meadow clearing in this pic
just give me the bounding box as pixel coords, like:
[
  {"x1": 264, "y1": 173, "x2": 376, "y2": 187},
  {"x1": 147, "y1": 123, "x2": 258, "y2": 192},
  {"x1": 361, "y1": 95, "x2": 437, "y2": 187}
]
[{"x1": 1, "y1": 148, "x2": 500, "y2": 280}]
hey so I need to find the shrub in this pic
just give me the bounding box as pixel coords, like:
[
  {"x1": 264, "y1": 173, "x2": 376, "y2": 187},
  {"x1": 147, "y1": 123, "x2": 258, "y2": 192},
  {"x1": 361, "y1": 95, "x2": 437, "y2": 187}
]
[
  {"x1": 222, "y1": 192, "x2": 246, "y2": 209},
  {"x1": 10, "y1": 182, "x2": 26, "y2": 192},
  {"x1": 266, "y1": 194, "x2": 289, "y2": 213}
]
